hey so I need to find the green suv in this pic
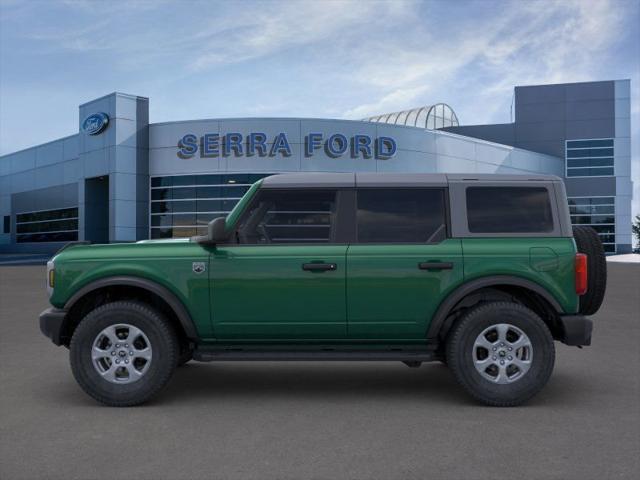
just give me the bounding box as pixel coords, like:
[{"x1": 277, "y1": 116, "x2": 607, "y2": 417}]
[{"x1": 39, "y1": 173, "x2": 606, "y2": 407}]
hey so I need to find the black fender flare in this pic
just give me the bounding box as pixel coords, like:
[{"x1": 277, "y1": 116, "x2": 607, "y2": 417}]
[
  {"x1": 64, "y1": 276, "x2": 198, "y2": 340},
  {"x1": 426, "y1": 275, "x2": 563, "y2": 341}
]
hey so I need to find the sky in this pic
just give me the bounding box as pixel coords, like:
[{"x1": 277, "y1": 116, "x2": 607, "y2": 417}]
[{"x1": 1, "y1": 0, "x2": 639, "y2": 214}]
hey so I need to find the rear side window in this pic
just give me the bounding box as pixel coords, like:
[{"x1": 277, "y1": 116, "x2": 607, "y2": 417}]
[
  {"x1": 357, "y1": 189, "x2": 446, "y2": 243},
  {"x1": 238, "y1": 189, "x2": 337, "y2": 244},
  {"x1": 466, "y1": 187, "x2": 553, "y2": 233}
]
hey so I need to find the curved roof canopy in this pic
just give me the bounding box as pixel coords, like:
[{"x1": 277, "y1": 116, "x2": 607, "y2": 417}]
[{"x1": 363, "y1": 103, "x2": 459, "y2": 130}]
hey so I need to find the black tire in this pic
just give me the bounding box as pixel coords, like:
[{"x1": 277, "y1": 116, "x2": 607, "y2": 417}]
[
  {"x1": 446, "y1": 302, "x2": 555, "y2": 407},
  {"x1": 70, "y1": 301, "x2": 179, "y2": 407},
  {"x1": 573, "y1": 226, "x2": 607, "y2": 315}
]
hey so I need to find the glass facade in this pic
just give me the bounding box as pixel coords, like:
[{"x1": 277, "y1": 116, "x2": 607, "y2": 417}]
[
  {"x1": 566, "y1": 139, "x2": 614, "y2": 177},
  {"x1": 150, "y1": 173, "x2": 273, "y2": 238},
  {"x1": 568, "y1": 197, "x2": 616, "y2": 253},
  {"x1": 15, "y1": 207, "x2": 79, "y2": 243}
]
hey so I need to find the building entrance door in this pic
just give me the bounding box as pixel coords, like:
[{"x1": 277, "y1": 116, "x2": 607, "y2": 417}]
[{"x1": 84, "y1": 176, "x2": 109, "y2": 243}]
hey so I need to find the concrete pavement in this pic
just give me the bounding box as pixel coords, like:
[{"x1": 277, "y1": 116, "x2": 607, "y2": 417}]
[{"x1": 1, "y1": 263, "x2": 638, "y2": 480}]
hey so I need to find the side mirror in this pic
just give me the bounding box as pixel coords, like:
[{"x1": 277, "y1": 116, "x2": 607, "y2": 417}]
[{"x1": 207, "y1": 217, "x2": 229, "y2": 244}]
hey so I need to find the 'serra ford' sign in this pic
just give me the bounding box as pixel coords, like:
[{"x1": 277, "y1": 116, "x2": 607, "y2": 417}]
[
  {"x1": 82, "y1": 112, "x2": 109, "y2": 135},
  {"x1": 177, "y1": 132, "x2": 397, "y2": 159}
]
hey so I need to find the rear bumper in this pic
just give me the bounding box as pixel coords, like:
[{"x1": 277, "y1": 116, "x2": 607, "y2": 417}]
[
  {"x1": 39, "y1": 307, "x2": 67, "y2": 346},
  {"x1": 558, "y1": 315, "x2": 593, "y2": 346}
]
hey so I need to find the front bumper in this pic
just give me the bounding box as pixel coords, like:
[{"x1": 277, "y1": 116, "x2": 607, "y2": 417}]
[
  {"x1": 558, "y1": 315, "x2": 593, "y2": 346},
  {"x1": 39, "y1": 307, "x2": 67, "y2": 346}
]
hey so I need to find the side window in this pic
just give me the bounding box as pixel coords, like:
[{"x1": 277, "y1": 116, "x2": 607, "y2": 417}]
[
  {"x1": 356, "y1": 188, "x2": 447, "y2": 243},
  {"x1": 466, "y1": 187, "x2": 553, "y2": 233},
  {"x1": 237, "y1": 189, "x2": 337, "y2": 244},
  {"x1": 3, "y1": 215, "x2": 9, "y2": 234}
]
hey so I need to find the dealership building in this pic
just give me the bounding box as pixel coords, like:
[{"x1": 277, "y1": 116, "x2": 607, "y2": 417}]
[{"x1": 0, "y1": 79, "x2": 633, "y2": 253}]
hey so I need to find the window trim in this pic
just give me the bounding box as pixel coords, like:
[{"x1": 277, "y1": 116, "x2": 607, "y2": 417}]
[
  {"x1": 353, "y1": 187, "x2": 450, "y2": 245},
  {"x1": 447, "y1": 182, "x2": 565, "y2": 238}
]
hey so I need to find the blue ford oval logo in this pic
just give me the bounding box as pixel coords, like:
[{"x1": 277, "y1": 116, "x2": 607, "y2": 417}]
[{"x1": 82, "y1": 112, "x2": 109, "y2": 135}]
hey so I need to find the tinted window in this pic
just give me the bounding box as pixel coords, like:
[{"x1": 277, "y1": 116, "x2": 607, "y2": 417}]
[
  {"x1": 566, "y1": 138, "x2": 614, "y2": 177},
  {"x1": 466, "y1": 187, "x2": 553, "y2": 233},
  {"x1": 357, "y1": 189, "x2": 446, "y2": 243},
  {"x1": 238, "y1": 190, "x2": 337, "y2": 244},
  {"x1": 3, "y1": 215, "x2": 9, "y2": 234},
  {"x1": 15, "y1": 207, "x2": 79, "y2": 243}
]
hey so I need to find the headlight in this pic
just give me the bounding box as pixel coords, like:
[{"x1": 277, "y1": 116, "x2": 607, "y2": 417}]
[{"x1": 46, "y1": 260, "x2": 55, "y2": 296}]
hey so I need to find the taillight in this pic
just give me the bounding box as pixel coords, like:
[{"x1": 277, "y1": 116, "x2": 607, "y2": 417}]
[{"x1": 575, "y1": 253, "x2": 588, "y2": 295}]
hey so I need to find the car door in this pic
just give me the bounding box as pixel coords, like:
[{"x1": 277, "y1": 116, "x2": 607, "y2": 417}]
[
  {"x1": 346, "y1": 187, "x2": 463, "y2": 340},
  {"x1": 209, "y1": 188, "x2": 348, "y2": 340}
]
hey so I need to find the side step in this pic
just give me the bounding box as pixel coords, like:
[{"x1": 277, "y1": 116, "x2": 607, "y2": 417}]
[{"x1": 193, "y1": 348, "x2": 435, "y2": 363}]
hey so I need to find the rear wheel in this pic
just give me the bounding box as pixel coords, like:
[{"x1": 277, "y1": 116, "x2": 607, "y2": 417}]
[
  {"x1": 573, "y1": 225, "x2": 607, "y2": 315},
  {"x1": 446, "y1": 302, "x2": 555, "y2": 407},
  {"x1": 70, "y1": 301, "x2": 178, "y2": 407}
]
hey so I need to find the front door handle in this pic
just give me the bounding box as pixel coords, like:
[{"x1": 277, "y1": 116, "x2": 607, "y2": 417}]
[
  {"x1": 418, "y1": 262, "x2": 453, "y2": 270},
  {"x1": 302, "y1": 263, "x2": 337, "y2": 272}
]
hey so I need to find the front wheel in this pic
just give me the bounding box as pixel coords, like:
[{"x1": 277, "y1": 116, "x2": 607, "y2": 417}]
[
  {"x1": 70, "y1": 301, "x2": 179, "y2": 407},
  {"x1": 446, "y1": 302, "x2": 555, "y2": 407}
]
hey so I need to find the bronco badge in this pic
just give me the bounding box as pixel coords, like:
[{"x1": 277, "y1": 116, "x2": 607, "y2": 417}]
[{"x1": 192, "y1": 262, "x2": 206, "y2": 274}]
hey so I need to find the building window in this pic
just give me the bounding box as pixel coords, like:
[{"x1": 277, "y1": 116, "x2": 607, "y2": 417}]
[
  {"x1": 3, "y1": 215, "x2": 9, "y2": 234},
  {"x1": 149, "y1": 174, "x2": 273, "y2": 239},
  {"x1": 356, "y1": 189, "x2": 447, "y2": 243},
  {"x1": 568, "y1": 197, "x2": 616, "y2": 253},
  {"x1": 566, "y1": 139, "x2": 614, "y2": 177},
  {"x1": 466, "y1": 187, "x2": 554, "y2": 233},
  {"x1": 15, "y1": 207, "x2": 78, "y2": 243}
]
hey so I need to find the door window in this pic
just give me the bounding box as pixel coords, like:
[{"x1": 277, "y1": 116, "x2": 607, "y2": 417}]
[
  {"x1": 356, "y1": 189, "x2": 447, "y2": 243},
  {"x1": 237, "y1": 189, "x2": 337, "y2": 244}
]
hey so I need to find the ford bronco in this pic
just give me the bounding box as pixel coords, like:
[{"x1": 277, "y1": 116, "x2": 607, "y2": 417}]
[{"x1": 39, "y1": 173, "x2": 606, "y2": 407}]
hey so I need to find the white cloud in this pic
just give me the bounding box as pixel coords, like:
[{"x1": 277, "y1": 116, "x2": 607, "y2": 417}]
[
  {"x1": 340, "y1": 0, "x2": 629, "y2": 119},
  {"x1": 188, "y1": 1, "x2": 412, "y2": 71},
  {"x1": 1, "y1": 0, "x2": 637, "y2": 221},
  {"x1": 343, "y1": 85, "x2": 430, "y2": 118}
]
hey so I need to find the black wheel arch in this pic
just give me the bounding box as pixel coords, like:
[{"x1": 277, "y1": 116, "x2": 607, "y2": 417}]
[
  {"x1": 61, "y1": 276, "x2": 198, "y2": 345},
  {"x1": 426, "y1": 275, "x2": 564, "y2": 342}
]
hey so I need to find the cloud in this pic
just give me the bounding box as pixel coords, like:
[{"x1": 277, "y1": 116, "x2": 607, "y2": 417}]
[
  {"x1": 1, "y1": 0, "x2": 637, "y2": 222},
  {"x1": 188, "y1": 1, "x2": 413, "y2": 71},
  {"x1": 6, "y1": 0, "x2": 413, "y2": 70},
  {"x1": 340, "y1": 0, "x2": 629, "y2": 119},
  {"x1": 343, "y1": 85, "x2": 430, "y2": 119}
]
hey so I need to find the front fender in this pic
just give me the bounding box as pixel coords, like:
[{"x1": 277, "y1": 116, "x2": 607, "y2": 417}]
[{"x1": 62, "y1": 275, "x2": 199, "y2": 339}]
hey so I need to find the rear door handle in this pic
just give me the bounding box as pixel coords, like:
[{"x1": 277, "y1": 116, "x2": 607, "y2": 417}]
[
  {"x1": 302, "y1": 263, "x2": 337, "y2": 272},
  {"x1": 418, "y1": 262, "x2": 453, "y2": 270}
]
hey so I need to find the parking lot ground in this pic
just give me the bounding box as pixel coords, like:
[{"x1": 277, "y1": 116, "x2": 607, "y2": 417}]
[{"x1": 1, "y1": 263, "x2": 639, "y2": 480}]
